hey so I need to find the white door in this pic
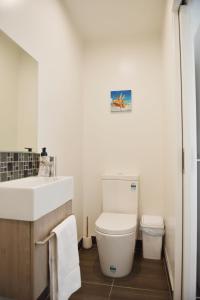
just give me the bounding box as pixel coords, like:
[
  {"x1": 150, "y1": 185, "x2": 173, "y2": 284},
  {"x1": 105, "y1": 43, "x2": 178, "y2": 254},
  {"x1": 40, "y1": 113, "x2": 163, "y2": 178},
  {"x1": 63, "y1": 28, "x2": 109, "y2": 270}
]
[
  {"x1": 195, "y1": 24, "x2": 200, "y2": 296},
  {"x1": 179, "y1": 1, "x2": 200, "y2": 299}
]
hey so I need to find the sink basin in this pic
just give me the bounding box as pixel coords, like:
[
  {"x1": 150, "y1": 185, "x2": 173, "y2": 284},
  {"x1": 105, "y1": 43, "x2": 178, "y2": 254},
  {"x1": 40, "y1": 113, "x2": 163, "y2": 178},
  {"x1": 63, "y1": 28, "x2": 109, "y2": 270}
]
[{"x1": 0, "y1": 176, "x2": 73, "y2": 221}]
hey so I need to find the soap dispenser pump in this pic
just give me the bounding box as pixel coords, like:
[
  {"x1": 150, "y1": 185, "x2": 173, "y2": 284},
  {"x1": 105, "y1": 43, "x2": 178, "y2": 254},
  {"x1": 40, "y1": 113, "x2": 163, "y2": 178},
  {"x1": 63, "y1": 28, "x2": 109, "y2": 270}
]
[
  {"x1": 38, "y1": 147, "x2": 50, "y2": 177},
  {"x1": 41, "y1": 147, "x2": 48, "y2": 157}
]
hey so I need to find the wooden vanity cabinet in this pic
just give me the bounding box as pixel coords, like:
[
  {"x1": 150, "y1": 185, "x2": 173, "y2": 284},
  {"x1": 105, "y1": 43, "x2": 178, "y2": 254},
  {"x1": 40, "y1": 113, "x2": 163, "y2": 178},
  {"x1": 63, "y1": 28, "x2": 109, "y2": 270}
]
[{"x1": 0, "y1": 200, "x2": 72, "y2": 300}]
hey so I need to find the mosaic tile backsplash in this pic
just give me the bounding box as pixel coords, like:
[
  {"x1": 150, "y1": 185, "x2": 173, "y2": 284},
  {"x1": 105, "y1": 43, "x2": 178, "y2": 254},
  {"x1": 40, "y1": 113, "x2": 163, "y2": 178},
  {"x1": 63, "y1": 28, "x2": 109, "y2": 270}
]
[{"x1": 0, "y1": 152, "x2": 40, "y2": 182}]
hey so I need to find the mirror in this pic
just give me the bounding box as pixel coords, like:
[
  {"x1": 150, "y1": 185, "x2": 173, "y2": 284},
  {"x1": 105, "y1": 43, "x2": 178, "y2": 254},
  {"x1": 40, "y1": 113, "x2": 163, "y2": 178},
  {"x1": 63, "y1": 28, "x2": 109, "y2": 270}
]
[{"x1": 0, "y1": 30, "x2": 38, "y2": 152}]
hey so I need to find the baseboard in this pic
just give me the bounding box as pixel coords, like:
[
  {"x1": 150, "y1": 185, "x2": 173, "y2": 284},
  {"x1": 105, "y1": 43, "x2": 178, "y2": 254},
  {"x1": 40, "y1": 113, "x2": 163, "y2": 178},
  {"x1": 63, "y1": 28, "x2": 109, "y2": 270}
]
[{"x1": 164, "y1": 247, "x2": 174, "y2": 291}]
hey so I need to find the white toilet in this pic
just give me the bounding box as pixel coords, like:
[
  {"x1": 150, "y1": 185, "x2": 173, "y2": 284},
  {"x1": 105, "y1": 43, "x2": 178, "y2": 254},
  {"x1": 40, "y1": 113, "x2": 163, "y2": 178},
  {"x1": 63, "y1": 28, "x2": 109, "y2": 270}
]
[{"x1": 95, "y1": 174, "x2": 139, "y2": 278}]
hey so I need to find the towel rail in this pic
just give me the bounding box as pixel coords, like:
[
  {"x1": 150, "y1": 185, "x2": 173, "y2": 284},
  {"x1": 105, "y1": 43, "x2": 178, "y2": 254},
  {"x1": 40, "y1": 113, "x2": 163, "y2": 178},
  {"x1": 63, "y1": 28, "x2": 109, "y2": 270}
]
[{"x1": 35, "y1": 232, "x2": 55, "y2": 245}]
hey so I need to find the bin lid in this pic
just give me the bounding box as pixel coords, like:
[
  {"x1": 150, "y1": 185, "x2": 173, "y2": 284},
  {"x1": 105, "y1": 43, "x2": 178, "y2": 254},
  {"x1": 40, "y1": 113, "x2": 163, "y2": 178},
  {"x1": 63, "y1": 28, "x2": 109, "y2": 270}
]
[{"x1": 140, "y1": 215, "x2": 164, "y2": 229}]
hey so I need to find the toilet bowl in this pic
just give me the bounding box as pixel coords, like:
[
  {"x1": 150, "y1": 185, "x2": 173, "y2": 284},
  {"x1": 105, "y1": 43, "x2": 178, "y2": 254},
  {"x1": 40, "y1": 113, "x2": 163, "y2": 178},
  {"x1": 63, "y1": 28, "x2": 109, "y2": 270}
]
[
  {"x1": 95, "y1": 174, "x2": 139, "y2": 278},
  {"x1": 95, "y1": 212, "x2": 137, "y2": 277}
]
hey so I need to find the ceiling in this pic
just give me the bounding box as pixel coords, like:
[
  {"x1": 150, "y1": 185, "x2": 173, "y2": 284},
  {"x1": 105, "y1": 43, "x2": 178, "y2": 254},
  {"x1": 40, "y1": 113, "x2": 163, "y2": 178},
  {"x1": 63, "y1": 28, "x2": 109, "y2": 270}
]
[{"x1": 64, "y1": 0, "x2": 167, "y2": 41}]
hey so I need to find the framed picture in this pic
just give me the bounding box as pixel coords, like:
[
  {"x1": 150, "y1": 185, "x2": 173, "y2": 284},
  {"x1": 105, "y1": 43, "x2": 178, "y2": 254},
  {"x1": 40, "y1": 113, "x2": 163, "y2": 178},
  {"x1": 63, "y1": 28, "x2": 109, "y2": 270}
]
[{"x1": 110, "y1": 90, "x2": 132, "y2": 112}]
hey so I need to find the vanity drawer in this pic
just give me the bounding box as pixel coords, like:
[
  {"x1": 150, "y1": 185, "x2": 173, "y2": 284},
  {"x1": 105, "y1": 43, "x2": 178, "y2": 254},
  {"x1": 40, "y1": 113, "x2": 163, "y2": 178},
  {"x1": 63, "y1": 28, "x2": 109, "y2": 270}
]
[
  {"x1": 0, "y1": 200, "x2": 72, "y2": 300},
  {"x1": 31, "y1": 200, "x2": 72, "y2": 300}
]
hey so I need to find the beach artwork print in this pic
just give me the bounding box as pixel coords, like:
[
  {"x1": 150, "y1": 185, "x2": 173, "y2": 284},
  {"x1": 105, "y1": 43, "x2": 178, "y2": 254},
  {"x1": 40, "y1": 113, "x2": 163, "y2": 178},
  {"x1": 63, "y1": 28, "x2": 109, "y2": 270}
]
[{"x1": 110, "y1": 90, "x2": 132, "y2": 112}]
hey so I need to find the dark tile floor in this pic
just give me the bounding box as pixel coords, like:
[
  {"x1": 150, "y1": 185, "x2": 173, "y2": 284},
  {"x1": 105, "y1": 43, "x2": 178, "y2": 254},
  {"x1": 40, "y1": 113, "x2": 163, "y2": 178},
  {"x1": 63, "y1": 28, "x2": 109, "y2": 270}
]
[{"x1": 69, "y1": 245, "x2": 173, "y2": 300}]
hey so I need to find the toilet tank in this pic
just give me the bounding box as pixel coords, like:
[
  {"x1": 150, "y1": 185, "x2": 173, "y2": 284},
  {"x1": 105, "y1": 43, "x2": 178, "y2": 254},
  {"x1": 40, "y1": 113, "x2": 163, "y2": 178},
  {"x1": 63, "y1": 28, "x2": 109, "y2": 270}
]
[{"x1": 102, "y1": 175, "x2": 139, "y2": 214}]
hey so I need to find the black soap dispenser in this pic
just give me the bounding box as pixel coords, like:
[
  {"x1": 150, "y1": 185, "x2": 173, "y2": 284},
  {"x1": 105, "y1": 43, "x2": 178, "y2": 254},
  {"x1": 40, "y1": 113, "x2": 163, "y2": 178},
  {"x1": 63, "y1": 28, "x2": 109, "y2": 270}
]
[{"x1": 38, "y1": 147, "x2": 50, "y2": 177}]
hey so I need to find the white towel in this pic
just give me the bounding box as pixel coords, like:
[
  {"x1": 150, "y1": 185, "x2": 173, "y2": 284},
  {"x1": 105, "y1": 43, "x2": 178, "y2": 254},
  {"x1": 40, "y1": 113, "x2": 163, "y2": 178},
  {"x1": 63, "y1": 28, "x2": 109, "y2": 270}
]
[{"x1": 49, "y1": 215, "x2": 81, "y2": 300}]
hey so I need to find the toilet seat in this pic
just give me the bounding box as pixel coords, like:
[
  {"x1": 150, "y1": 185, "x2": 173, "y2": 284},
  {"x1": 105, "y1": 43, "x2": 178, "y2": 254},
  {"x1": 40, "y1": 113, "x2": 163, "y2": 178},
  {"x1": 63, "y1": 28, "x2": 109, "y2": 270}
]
[{"x1": 95, "y1": 212, "x2": 137, "y2": 235}]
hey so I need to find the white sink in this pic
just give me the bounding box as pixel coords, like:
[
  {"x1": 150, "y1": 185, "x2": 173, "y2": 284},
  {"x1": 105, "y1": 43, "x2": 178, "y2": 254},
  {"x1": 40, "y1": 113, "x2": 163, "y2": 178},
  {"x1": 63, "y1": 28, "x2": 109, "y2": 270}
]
[{"x1": 0, "y1": 176, "x2": 73, "y2": 221}]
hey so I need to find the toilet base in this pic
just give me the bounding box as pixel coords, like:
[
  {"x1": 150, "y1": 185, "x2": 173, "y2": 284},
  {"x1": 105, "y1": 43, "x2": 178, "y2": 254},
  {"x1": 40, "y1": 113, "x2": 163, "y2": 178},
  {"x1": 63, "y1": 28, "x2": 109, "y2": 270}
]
[{"x1": 96, "y1": 231, "x2": 136, "y2": 278}]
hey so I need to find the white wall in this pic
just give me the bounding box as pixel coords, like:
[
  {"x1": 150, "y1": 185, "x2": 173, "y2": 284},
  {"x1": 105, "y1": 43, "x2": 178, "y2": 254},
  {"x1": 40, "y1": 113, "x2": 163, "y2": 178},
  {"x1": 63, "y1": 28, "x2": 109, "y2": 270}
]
[
  {"x1": 82, "y1": 37, "x2": 165, "y2": 236},
  {"x1": 162, "y1": 0, "x2": 182, "y2": 298},
  {"x1": 0, "y1": 0, "x2": 83, "y2": 239},
  {"x1": 0, "y1": 3, "x2": 183, "y2": 272}
]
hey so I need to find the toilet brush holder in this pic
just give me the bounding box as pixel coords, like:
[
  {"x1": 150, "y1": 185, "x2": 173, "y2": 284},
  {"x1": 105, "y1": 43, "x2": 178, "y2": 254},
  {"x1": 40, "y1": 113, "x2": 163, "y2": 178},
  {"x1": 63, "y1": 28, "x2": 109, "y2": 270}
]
[
  {"x1": 83, "y1": 236, "x2": 92, "y2": 249},
  {"x1": 83, "y1": 216, "x2": 92, "y2": 249}
]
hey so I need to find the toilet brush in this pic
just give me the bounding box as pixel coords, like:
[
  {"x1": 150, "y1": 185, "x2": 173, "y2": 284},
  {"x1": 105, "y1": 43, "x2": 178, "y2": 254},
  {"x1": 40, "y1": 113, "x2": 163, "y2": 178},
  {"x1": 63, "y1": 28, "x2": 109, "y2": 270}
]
[{"x1": 83, "y1": 216, "x2": 92, "y2": 249}]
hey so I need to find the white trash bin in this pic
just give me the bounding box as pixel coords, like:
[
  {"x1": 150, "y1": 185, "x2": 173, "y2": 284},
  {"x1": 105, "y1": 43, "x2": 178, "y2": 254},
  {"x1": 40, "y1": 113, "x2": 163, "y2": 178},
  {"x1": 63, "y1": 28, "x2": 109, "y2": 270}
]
[{"x1": 140, "y1": 215, "x2": 164, "y2": 260}]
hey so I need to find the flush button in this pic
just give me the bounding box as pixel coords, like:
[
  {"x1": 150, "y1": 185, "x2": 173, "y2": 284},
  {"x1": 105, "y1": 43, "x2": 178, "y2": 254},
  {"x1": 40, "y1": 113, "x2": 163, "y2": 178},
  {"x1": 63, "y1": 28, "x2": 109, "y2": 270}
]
[{"x1": 131, "y1": 183, "x2": 136, "y2": 191}]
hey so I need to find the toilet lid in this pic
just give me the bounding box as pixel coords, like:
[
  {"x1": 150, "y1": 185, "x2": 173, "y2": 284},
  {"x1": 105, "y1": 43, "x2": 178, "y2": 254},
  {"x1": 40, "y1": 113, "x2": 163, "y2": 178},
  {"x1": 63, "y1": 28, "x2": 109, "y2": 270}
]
[{"x1": 95, "y1": 212, "x2": 137, "y2": 235}]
